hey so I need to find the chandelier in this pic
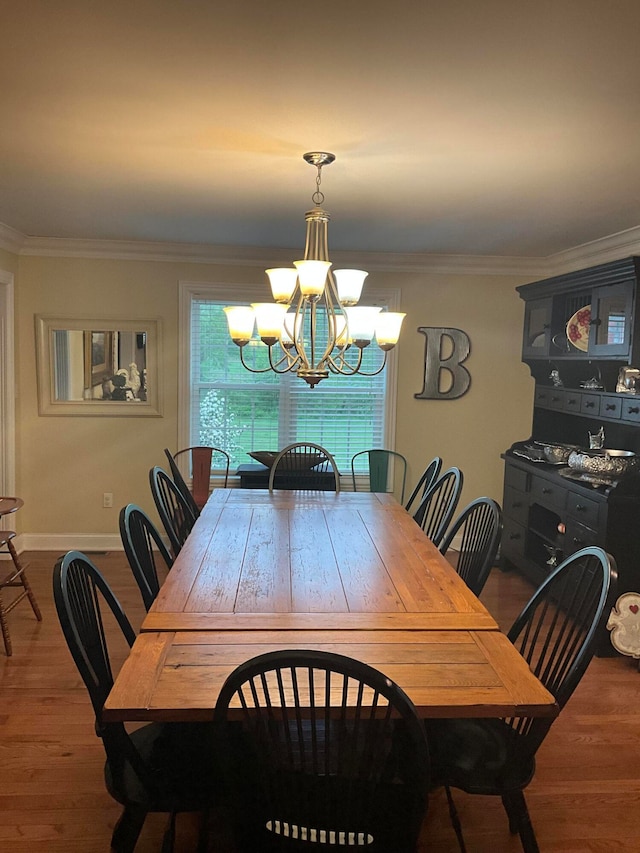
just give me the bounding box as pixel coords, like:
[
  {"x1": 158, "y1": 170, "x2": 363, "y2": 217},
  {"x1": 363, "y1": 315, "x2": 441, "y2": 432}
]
[{"x1": 223, "y1": 152, "x2": 406, "y2": 388}]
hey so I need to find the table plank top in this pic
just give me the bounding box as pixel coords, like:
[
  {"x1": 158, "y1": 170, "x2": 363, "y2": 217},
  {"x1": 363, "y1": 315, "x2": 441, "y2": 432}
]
[
  {"x1": 103, "y1": 628, "x2": 557, "y2": 722},
  {"x1": 144, "y1": 489, "x2": 497, "y2": 632}
]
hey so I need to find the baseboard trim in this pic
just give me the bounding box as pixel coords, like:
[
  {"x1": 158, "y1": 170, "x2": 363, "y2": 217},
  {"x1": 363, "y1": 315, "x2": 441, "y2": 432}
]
[{"x1": 19, "y1": 533, "x2": 124, "y2": 552}]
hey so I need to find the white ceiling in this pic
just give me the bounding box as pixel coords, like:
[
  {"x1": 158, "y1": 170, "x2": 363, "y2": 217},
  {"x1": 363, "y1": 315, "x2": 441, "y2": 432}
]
[{"x1": 3, "y1": 0, "x2": 640, "y2": 259}]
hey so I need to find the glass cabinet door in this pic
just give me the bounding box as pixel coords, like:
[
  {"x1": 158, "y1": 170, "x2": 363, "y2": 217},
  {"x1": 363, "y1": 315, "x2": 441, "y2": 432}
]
[
  {"x1": 589, "y1": 281, "x2": 633, "y2": 357},
  {"x1": 522, "y1": 297, "x2": 552, "y2": 358}
]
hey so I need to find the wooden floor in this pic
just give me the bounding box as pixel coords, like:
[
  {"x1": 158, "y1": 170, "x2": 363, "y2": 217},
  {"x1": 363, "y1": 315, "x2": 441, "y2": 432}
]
[{"x1": 1, "y1": 550, "x2": 639, "y2": 852}]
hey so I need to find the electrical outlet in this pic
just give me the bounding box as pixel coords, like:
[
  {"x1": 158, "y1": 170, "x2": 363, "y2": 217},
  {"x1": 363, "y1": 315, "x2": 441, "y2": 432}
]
[{"x1": 103, "y1": 492, "x2": 113, "y2": 508}]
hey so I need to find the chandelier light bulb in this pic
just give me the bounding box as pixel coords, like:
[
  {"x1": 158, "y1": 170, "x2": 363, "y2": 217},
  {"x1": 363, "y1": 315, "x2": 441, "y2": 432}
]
[
  {"x1": 224, "y1": 305, "x2": 255, "y2": 345},
  {"x1": 334, "y1": 269, "x2": 368, "y2": 306},
  {"x1": 375, "y1": 312, "x2": 407, "y2": 349},
  {"x1": 344, "y1": 306, "x2": 382, "y2": 347},
  {"x1": 281, "y1": 313, "x2": 297, "y2": 348},
  {"x1": 294, "y1": 260, "x2": 331, "y2": 299},
  {"x1": 251, "y1": 303, "x2": 288, "y2": 344},
  {"x1": 333, "y1": 314, "x2": 349, "y2": 349},
  {"x1": 266, "y1": 267, "x2": 298, "y2": 303}
]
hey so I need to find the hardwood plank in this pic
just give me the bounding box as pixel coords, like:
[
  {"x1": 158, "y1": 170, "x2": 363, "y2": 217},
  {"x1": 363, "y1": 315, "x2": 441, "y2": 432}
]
[
  {"x1": 233, "y1": 505, "x2": 292, "y2": 611},
  {"x1": 103, "y1": 631, "x2": 173, "y2": 715},
  {"x1": 141, "y1": 610, "x2": 498, "y2": 631},
  {"x1": 289, "y1": 508, "x2": 349, "y2": 611},
  {"x1": 183, "y1": 505, "x2": 253, "y2": 612},
  {"x1": 103, "y1": 628, "x2": 556, "y2": 722},
  {"x1": 325, "y1": 508, "x2": 405, "y2": 611}
]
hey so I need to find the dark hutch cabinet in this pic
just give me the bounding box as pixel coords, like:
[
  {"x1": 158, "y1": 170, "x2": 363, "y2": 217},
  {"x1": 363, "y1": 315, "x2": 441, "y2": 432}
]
[{"x1": 502, "y1": 256, "x2": 640, "y2": 654}]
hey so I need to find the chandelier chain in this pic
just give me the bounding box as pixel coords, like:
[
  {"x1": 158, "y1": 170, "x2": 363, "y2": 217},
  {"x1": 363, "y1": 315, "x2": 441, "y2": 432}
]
[{"x1": 311, "y1": 164, "x2": 325, "y2": 206}]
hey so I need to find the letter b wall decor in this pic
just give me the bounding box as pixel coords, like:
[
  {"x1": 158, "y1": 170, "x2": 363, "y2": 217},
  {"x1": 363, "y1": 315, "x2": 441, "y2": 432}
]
[{"x1": 415, "y1": 327, "x2": 471, "y2": 400}]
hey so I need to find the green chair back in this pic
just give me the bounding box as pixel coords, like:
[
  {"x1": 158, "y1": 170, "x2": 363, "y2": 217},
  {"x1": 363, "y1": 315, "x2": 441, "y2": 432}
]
[{"x1": 351, "y1": 449, "x2": 407, "y2": 502}]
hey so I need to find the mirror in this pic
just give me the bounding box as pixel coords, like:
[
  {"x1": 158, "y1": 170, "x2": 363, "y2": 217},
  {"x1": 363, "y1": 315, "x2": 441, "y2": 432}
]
[{"x1": 35, "y1": 316, "x2": 162, "y2": 416}]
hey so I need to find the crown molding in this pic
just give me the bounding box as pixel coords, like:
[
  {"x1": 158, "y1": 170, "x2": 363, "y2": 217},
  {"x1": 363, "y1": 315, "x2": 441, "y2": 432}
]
[
  {"x1": 11, "y1": 233, "x2": 552, "y2": 276},
  {"x1": 0, "y1": 222, "x2": 27, "y2": 254},
  {"x1": 543, "y1": 224, "x2": 640, "y2": 277},
  {"x1": 5, "y1": 221, "x2": 640, "y2": 278}
]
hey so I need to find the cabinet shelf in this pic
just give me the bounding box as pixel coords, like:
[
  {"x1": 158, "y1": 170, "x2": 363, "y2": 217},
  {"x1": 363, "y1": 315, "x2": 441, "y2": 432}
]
[{"x1": 528, "y1": 527, "x2": 561, "y2": 547}]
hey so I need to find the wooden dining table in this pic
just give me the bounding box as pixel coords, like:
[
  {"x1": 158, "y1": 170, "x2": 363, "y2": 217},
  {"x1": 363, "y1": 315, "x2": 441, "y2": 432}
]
[{"x1": 104, "y1": 488, "x2": 557, "y2": 723}]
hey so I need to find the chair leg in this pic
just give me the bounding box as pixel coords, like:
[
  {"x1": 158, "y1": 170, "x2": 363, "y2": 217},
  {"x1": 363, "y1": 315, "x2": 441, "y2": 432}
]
[
  {"x1": 444, "y1": 785, "x2": 467, "y2": 853},
  {"x1": 0, "y1": 588, "x2": 12, "y2": 656},
  {"x1": 161, "y1": 811, "x2": 176, "y2": 853},
  {"x1": 7, "y1": 539, "x2": 42, "y2": 621},
  {"x1": 111, "y1": 805, "x2": 147, "y2": 853},
  {"x1": 502, "y1": 790, "x2": 540, "y2": 853},
  {"x1": 501, "y1": 793, "x2": 519, "y2": 834}
]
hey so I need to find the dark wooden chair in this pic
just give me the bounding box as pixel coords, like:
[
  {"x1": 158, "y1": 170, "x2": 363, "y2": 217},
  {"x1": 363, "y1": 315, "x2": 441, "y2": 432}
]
[
  {"x1": 0, "y1": 497, "x2": 42, "y2": 656},
  {"x1": 412, "y1": 466, "x2": 463, "y2": 547},
  {"x1": 351, "y1": 448, "x2": 407, "y2": 502},
  {"x1": 404, "y1": 456, "x2": 442, "y2": 519},
  {"x1": 439, "y1": 497, "x2": 503, "y2": 596},
  {"x1": 268, "y1": 442, "x2": 340, "y2": 492},
  {"x1": 149, "y1": 466, "x2": 197, "y2": 557},
  {"x1": 213, "y1": 648, "x2": 431, "y2": 852},
  {"x1": 53, "y1": 551, "x2": 216, "y2": 852},
  {"x1": 119, "y1": 503, "x2": 174, "y2": 611},
  {"x1": 164, "y1": 448, "x2": 201, "y2": 519},
  {"x1": 427, "y1": 546, "x2": 617, "y2": 853}
]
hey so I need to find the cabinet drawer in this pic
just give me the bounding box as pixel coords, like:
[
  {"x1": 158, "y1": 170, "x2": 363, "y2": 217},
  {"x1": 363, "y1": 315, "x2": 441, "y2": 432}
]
[
  {"x1": 563, "y1": 391, "x2": 582, "y2": 413},
  {"x1": 621, "y1": 398, "x2": 640, "y2": 423},
  {"x1": 564, "y1": 519, "x2": 600, "y2": 554},
  {"x1": 547, "y1": 389, "x2": 565, "y2": 410},
  {"x1": 600, "y1": 395, "x2": 622, "y2": 419},
  {"x1": 530, "y1": 475, "x2": 566, "y2": 510},
  {"x1": 566, "y1": 491, "x2": 601, "y2": 527},
  {"x1": 502, "y1": 517, "x2": 526, "y2": 559},
  {"x1": 580, "y1": 394, "x2": 600, "y2": 416},
  {"x1": 504, "y1": 464, "x2": 529, "y2": 492},
  {"x1": 534, "y1": 386, "x2": 551, "y2": 408},
  {"x1": 503, "y1": 485, "x2": 528, "y2": 526}
]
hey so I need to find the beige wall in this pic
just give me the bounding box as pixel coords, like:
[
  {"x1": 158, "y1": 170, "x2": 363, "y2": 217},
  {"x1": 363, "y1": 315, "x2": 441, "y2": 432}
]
[
  {"x1": 10, "y1": 252, "x2": 534, "y2": 539},
  {"x1": 0, "y1": 247, "x2": 19, "y2": 274}
]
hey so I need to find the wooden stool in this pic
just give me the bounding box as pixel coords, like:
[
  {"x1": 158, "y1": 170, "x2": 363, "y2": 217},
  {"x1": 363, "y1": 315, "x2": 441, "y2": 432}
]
[{"x1": 0, "y1": 498, "x2": 42, "y2": 656}]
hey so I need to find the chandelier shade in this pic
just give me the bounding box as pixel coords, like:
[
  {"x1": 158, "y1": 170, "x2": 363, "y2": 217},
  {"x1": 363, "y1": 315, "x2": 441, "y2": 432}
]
[{"x1": 224, "y1": 152, "x2": 405, "y2": 388}]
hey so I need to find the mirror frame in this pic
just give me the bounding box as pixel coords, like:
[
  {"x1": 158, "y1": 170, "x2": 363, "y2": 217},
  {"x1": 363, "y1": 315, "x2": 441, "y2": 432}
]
[{"x1": 35, "y1": 315, "x2": 163, "y2": 417}]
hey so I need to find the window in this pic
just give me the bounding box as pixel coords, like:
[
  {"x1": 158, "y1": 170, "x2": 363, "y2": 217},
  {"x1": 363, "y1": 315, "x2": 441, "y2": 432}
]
[{"x1": 179, "y1": 281, "x2": 400, "y2": 477}]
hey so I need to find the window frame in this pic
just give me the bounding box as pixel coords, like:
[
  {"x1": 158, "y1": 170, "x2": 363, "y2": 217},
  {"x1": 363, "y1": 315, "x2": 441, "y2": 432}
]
[{"x1": 178, "y1": 279, "x2": 402, "y2": 487}]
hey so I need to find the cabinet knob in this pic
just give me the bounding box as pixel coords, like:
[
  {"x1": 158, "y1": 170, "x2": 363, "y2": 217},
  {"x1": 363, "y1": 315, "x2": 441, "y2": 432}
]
[
  {"x1": 573, "y1": 537, "x2": 584, "y2": 545},
  {"x1": 590, "y1": 317, "x2": 602, "y2": 327},
  {"x1": 585, "y1": 402, "x2": 595, "y2": 409},
  {"x1": 606, "y1": 404, "x2": 616, "y2": 411},
  {"x1": 575, "y1": 504, "x2": 586, "y2": 511},
  {"x1": 542, "y1": 487, "x2": 552, "y2": 495},
  {"x1": 629, "y1": 406, "x2": 640, "y2": 414}
]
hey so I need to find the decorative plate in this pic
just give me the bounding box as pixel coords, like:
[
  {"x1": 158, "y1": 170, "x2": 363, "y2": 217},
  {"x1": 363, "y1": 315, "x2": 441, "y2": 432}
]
[
  {"x1": 566, "y1": 304, "x2": 591, "y2": 352},
  {"x1": 607, "y1": 592, "x2": 640, "y2": 659}
]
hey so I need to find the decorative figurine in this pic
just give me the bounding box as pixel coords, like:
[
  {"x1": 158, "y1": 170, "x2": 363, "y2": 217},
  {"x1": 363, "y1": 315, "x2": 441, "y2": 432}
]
[{"x1": 549, "y1": 368, "x2": 563, "y2": 387}]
